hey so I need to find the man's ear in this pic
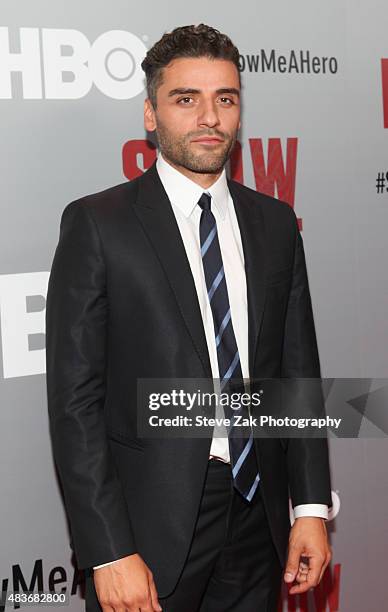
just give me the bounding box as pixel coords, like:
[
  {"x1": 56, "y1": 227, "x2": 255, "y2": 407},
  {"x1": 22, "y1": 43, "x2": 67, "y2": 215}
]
[{"x1": 144, "y1": 98, "x2": 156, "y2": 132}]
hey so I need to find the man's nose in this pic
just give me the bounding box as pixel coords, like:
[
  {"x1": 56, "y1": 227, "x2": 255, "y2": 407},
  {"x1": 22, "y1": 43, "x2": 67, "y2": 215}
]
[{"x1": 197, "y1": 100, "x2": 220, "y2": 128}]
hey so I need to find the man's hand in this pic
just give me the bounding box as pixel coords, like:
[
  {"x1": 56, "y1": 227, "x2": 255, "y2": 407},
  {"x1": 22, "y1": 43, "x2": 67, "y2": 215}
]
[
  {"x1": 284, "y1": 517, "x2": 332, "y2": 595},
  {"x1": 93, "y1": 553, "x2": 162, "y2": 611}
]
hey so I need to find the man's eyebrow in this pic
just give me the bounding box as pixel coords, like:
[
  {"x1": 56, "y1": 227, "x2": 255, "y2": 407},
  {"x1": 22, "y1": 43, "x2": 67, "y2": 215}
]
[
  {"x1": 168, "y1": 88, "x2": 201, "y2": 97},
  {"x1": 216, "y1": 88, "x2": 240, "y2": 97},
  {"x1": 168, "y1": 87, "x2": 240, "y2": 97}
]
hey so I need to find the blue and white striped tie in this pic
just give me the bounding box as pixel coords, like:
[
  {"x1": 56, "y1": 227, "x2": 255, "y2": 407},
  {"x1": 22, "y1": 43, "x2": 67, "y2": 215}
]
[{"x1": 198, "y1": 192, "x2": 260, "y2": 502}]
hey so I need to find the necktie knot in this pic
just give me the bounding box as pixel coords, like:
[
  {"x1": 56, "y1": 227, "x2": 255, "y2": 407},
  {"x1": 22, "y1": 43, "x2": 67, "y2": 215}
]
[{"x1": 198, "y1": 192, "x2": 212, "y2": 212}]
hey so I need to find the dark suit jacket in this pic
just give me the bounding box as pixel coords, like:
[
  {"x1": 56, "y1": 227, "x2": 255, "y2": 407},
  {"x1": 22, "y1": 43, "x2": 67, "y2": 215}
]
[{"x1": 45, "y1": 161, "x2": 332, "y2": 597}]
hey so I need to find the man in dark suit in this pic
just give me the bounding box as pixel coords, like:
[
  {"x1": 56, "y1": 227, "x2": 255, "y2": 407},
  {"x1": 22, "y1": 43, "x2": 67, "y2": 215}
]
[{"x1": 46, "y1": 24, "x2": 332, "y2": 612}]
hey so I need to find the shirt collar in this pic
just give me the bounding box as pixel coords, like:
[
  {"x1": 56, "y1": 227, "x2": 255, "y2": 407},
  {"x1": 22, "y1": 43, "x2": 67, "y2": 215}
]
[{"x1": 156, "y1": 152, "x2": 229, "y2": 219}]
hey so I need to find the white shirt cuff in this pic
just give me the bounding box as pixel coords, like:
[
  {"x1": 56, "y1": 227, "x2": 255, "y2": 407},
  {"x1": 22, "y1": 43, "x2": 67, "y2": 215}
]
[
  {"x1": 293, "y1": 504, "x2": 329, "y2": 520},
  {"x1": 93, "y1": 558, "x2": 122, "y2": 570}
]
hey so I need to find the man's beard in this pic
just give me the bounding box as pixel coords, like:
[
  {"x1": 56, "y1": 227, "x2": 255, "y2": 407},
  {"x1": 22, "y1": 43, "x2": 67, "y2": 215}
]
[{"x1": 155, "y1": 120, "x2": 237, "y2": 175}]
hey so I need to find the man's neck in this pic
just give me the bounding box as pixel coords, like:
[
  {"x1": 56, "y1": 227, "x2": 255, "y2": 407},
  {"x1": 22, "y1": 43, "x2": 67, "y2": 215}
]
[{"x1": 160, "y1": 154, "x2": 223, "y2": 189}]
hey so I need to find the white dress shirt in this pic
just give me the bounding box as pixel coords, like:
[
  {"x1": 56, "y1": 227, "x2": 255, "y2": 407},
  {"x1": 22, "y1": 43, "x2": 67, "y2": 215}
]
[{"x1": 93, "y1": 154, "x2": 328, "y2": 569}]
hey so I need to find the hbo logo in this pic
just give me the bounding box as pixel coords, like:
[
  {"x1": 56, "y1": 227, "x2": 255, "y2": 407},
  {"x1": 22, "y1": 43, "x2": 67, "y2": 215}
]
[{"x1": 0, "y1": 27, "x2": 147, "y2": 99}]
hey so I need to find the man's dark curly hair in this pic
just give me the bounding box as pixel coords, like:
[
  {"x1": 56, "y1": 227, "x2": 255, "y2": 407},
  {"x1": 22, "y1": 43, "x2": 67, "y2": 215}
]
[{"x1": 141, "y1": 24, "x2": 241, "y2": 108}]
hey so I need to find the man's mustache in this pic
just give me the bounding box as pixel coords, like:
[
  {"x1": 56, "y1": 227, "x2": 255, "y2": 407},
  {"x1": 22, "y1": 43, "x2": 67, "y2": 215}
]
[{"x1": 187, "y1": 130, "x2": 230, "y2": 141}]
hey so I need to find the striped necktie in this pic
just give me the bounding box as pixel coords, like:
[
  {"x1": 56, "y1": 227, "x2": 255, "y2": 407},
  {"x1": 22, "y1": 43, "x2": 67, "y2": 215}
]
[{"x1": 198, "y1": 192, "x2": 260, "y2": 502}]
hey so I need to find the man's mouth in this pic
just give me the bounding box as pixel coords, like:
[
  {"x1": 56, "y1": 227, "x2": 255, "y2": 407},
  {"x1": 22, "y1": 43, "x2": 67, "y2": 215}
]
[{"x1": 191, "y1": 137, "x2": 224, "y2": 145}]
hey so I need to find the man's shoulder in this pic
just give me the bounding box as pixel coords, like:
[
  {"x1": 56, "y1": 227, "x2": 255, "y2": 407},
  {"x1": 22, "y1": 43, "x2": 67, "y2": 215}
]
[
  {"x1": 62, "y1": 175, "x2": 142, "y2": 220},
  {"x1": 228, "y1": 178, "x2": 297, "y2": 228}
]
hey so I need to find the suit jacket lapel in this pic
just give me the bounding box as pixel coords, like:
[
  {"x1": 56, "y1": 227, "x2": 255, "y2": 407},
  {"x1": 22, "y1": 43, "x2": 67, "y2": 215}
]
[
  {"x1": 228, "y1": 180, "x2": 267, "y2": 377},
  {"x1": 132, "y1": 163, "x2": 267, "y2": 380},
  {"x1": 132, "y1": 162, "x2": 212, "y2": 378}
]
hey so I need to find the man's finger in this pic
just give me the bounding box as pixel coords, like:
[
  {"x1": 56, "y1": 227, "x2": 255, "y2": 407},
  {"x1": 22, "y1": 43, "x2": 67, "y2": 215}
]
[
  {"x1": 284, "y1": 546, "x2": 302, "y2": 583},
  {"x1": 296, "y1": 572, "x2": 308, "y2": 585},
  {"x1": 318, "y1": 553, "x2": 331, "y2": 583},
  {"x1": 136, "y1": 589, "x2": 157, "y2": 612},
  {"x1": 299, "y1": 562, "x2": 309, "y2": 574},
  {"x1": 289, "y1": 555, "x2": 324, "y2": 595},
  {"x1": 148, "y1": 573, "x2": 162, "y2": 612}
]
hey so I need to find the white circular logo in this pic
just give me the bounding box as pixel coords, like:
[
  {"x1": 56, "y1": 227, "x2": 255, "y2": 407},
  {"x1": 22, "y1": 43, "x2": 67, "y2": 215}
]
[{"x1": 90, "y1": 30, "x2": 147, "y2": 99}]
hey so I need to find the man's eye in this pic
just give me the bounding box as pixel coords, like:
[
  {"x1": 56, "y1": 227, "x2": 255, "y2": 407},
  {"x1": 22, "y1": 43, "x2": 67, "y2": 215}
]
[
  {"x1": 178, "y1": 97, "x2": 193, "y2": 104},
  {"x1": 219, "y1": 97, "x2": 233, "y2": 104}
]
